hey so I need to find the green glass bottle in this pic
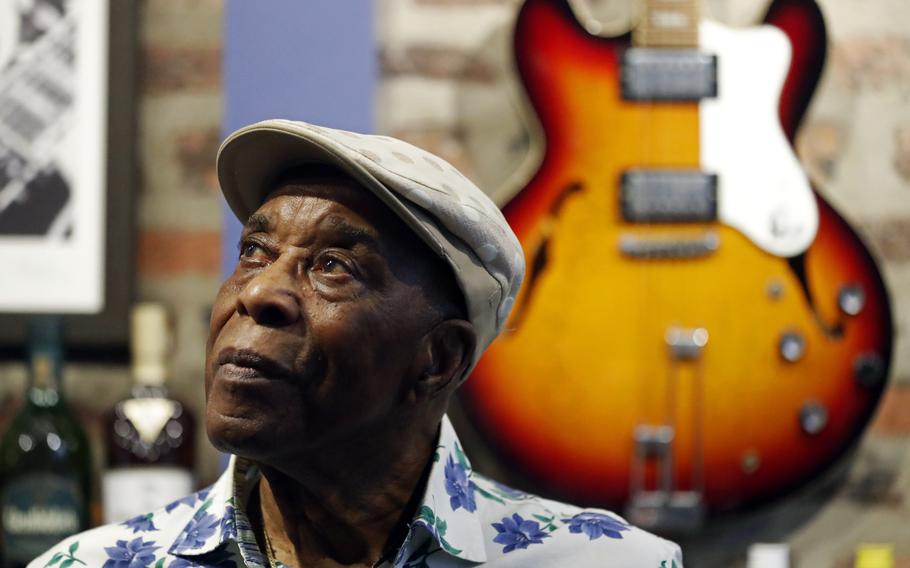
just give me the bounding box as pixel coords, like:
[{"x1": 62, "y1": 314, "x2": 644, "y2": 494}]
[{"x1": 0, "y1": 317, "x2": 91, "y2": 567}]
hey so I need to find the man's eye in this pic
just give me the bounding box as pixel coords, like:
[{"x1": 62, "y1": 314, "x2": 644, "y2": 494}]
[
  {"x1": 314, "y1": 255, "x2": 351, "y2": 275},
  {"x1": 238, "y1": 240, "x2": 267, "y2": 260}
]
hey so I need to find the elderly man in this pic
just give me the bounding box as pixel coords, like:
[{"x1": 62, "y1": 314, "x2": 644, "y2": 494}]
[{"x1": 32, "y1": 121, "x2": 682, "y2": 567}]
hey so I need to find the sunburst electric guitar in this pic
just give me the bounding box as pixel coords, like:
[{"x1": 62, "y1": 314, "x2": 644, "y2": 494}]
[{"x1": 461, "y1": 0, "x2": 893, "y2": 528}]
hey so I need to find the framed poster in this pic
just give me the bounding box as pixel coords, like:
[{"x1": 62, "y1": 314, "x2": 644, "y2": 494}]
[
  {"x1": 0, "y1": 0, "x2": 135, "y2": 353},
  {"x1": 0, "y1": 0, "x2": 108, "y2": 313}
]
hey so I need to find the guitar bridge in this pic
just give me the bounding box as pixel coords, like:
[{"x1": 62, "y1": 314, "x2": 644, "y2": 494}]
[{"x1": 619, "y1": 231, "x2": 719, "y2": 259}]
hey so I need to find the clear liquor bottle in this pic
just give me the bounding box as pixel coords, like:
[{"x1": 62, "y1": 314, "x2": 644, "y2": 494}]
[
  {"x1": 0, "y1": 317, "x2": 92, "y2": 568},
  {"x1": 101, "y1": 303, "x2": 195, "y2": 523}
]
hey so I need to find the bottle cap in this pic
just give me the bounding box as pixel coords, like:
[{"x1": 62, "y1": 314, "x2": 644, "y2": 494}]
[{"x1": 131, "y1": 303, "x2": 170, "y2": 386}]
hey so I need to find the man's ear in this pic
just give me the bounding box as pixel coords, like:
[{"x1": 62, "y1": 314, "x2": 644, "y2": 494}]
[{"x1": 413, "y1": 319, "x2": 476, "y2": 400}]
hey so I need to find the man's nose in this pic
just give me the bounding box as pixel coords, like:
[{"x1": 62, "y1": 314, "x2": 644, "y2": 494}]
[{"x1": 236, "y1": 259, "x2": 302, "y2": 327}]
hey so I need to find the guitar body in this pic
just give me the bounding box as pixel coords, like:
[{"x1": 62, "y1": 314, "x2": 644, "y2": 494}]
[{"x1": 461, "y1": 0, "x2": 893, "y2": 514}]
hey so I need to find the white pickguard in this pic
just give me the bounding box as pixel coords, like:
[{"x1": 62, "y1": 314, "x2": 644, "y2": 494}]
[{"x1": 700, "y1": 20, "x2": 818, "y2": 258}]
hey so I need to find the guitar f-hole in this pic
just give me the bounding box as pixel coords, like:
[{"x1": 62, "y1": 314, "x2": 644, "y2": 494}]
[{"x1": 507, "y1": 181, "x2": 584, "y2": 330}]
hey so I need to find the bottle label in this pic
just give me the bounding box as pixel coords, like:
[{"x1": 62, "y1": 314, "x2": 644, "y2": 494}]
[
  {"x1": 1, "y1": 474, "x2": 85, "y2": 563},
  {"x1": 121, "y1": 398, "x2": 177, "y2": 445},
  {"x1": 102, "y1": 466, "x2": 193, "y2": 524}
]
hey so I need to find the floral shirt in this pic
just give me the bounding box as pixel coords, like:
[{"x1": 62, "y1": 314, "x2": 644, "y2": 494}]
[{"x1": 30, "y1": 416, "x2": 683, "y2": 567}]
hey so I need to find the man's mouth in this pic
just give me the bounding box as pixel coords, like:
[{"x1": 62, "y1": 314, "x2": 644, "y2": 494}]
[{"x1": 217, "y1": 347, "x2": 293, "y2": 380}]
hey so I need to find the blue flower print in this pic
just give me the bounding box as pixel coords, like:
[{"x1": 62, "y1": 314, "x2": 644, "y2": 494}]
[
  {"x1": 102, "y1": 537, "x2": 159, "y2": 568},
  {"x1": 444, "y1": 455, "x2": 476, "y2": 512},
  {"x1": 491, "y1": 513, "x2": 550, "y2": 553},
  {"x1": 165, "y1": 488, "x2": 211, "y2": 513},
  {"x1": 173, "y1": 512, "x2": 220, "y2": 550},
  {"x1": 562, "y1": 512, "x2": 629, "y2": 540},
  {"x1": 122, "y1": 513, "x2": 157, "y2": 533}
]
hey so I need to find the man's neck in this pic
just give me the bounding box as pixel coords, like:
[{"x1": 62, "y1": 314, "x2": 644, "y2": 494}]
[{"x1": 254, "y1": 418, "x2": 439, "y2": 567}]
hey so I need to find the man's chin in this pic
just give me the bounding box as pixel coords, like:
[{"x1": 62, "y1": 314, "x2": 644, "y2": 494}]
[{"x1": 206, "y1": 409, "x2": 280, "y2": 460}]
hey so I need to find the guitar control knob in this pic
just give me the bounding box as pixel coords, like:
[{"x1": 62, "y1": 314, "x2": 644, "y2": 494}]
[
  {"x1": 741, "y1": 449, "x2": 761, "y2": 475},
  {"x1": 838, "y1": 284, "x2": 866, "y2": 316},
  {"x1": 799, "y1": 402, "x2": 828, "y2": 435},
  {"x1": 766, "y1": 279, "x2": 784, "y2": 300},
  {"x1": 854, "y1": 353, "x2": 886, "y2": 389},
  {"x1": 779, "y1": 331, "x2": 806, "y2": 363}
]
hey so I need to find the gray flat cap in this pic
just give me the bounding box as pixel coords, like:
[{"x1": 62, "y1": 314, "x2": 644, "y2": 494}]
[{"x1": 216, "y1": 119, "x2": 525, "y2": 371}]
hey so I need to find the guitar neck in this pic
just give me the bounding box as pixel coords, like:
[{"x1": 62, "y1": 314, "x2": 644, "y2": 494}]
[{"x1": 634, "y1": 0, "x2": 700, "y2": 48}]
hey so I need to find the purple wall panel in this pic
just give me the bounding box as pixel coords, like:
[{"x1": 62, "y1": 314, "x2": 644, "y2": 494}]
[{"x1": 221, "y1": 0, "x2": 376, "y2": 277}]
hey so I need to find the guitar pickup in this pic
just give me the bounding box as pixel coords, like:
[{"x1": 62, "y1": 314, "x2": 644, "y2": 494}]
[
  {"x1": 622, "y1": 48, "x2": 717, "y2": 101},
  {"x1": 621, "y1": 169, "x2": 717, "y2": 223}
]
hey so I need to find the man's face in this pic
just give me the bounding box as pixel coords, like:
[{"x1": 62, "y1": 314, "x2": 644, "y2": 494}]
[{"x1": 205, "y1": 173, "x2": 441, "y2": 461}]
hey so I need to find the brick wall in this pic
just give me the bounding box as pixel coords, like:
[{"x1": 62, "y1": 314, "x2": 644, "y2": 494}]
[
  {"x1": 130, "y1": 0, "x2": 225, "y2": 486},
  {"x1": 376, "y1": 0, "x2": 910, "y2": 565}
]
